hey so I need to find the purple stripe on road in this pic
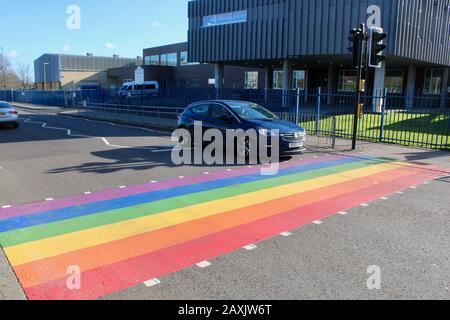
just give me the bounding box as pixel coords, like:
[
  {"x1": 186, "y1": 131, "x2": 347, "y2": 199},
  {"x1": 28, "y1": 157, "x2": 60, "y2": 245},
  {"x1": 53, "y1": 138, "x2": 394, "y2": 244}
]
[{"x1": 0, "y1": 154, "x2": 344, "y2": 220}]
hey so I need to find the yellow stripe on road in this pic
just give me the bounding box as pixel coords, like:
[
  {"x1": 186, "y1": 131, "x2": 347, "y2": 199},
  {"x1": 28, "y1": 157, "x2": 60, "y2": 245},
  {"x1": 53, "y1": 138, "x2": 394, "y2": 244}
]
[{"x1": 6, "y1": 162, "x2": 407, "y2": 266}]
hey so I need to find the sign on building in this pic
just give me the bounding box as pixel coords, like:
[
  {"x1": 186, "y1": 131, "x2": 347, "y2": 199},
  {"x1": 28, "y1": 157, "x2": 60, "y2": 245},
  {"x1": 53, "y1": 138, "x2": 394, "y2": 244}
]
[{"x1": 135, "y1": 66, "x2": 145, "y2": 84}]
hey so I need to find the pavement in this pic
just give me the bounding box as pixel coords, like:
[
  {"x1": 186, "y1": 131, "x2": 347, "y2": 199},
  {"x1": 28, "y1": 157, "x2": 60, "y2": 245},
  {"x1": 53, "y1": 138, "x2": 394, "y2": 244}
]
[{"x1": 0, "y1": 107, "x2": 449, "y2": 300}]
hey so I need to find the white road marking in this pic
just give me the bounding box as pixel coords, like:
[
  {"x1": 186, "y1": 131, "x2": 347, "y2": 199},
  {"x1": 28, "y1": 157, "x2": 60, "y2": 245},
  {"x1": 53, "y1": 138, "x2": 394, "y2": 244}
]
[
  {"x1": 1, "y1": 205, "x2": 12, "y2": 209},
  {"x1": 338, "y1": 211, "x2": 348, "y2": 215},
  {"x1": 196, "y1": 261, "x2": 212, "y2": 269},
  {"x1": 118, "y1": 186, "x2": 127, "y2": 189},
  {"x1": 150, "y1": 180, "x2": 158, "y2": 183},
  {"x1": 280, "y1": 232, "x2": 292, "y2": 237},
  {"x1": 312, "y1": 220, "x2": 323, "y2": 225},
  {"x1": 45, "y1": 198, "x2": 54, "y2": 202},
  {"x1": 423, "y1": 181, "x2": 430, "y2": 185},
  {"x1": 143, "y1": 278, "x2": 161, "y2": 288},
  {"x1": 410, "y1": 186, "x2": 418, "y2": 189},
  {"x1": 178, "y1": 176, "x2": 185, "y2": 179},
  {"x1": 23, "y1": 118, "x2": 168, "y2": 151},
  {"x1": 243, "y1": 244, "x2": 258, "y2": 251},
  {"x1": 396, "y1": 191, "x2": 404, "y2": 194},
  {"x1": 84, "y1": 192, "x2": 92, "y2": 195},
  {"x1": 380, "y1": 197, "x2": 389, "y2": 200},
  {"x1": 361, "y1": 203, "x2": 370, "y2": 207}
]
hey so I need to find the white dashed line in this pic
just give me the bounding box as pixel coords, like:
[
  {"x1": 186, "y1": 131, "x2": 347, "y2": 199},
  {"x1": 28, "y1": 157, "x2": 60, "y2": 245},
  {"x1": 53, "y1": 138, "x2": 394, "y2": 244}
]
[
  {"x1": 312, "y1": 220, "x2": 323, "y2": 225},
  {"x1": 280, "y1": 231, "x2": 292, "y2": 237},
  {"x1": 380, "y1": 197, "x2": 389, "y2": 200},
  {"x1": 196, "y1": 261, "x2": 212, "y2": 269},
  {"x1": 1, "y1": 205, "x2": 12, "y2": 209},
  {"x1": 423, "y1": 181, "x2": 430, "y2": 185},
  {"x1": 204, "y1": 172, "x2": 210, "y2": 175},
  {"x1": 243, "y1": 244, "x2": 258, "y2": 251},
  {"x1": 410, "y1": 186, "x2": 418, "y2": 189},
  {"x1": 45, "y1": 198, "x2": 54, "y2": 202},
  {"x1": 338, "y1": 211, "x2": 348, "y2": 216},
  {"x1": 143, "y1": 279, "x2": 161, "y2": 288},
  {"x1": 84, "y1": 192, "x2": 92, "y2": 195},
  {"x1": 179, "y1": 176, "x2": 185, "y2": 179},
  {"x1": 118, "y1": 186, "x2": 127, "y2": 189},
  {"x1": 361, "y1": 203, "x2": 370, "y2": 207},
  {"x1": 150, "y1": 180, "x2": 158, "y2": 184},
  {"x1": 396, "y1": 191, "x2": 404, "y2": 194}
]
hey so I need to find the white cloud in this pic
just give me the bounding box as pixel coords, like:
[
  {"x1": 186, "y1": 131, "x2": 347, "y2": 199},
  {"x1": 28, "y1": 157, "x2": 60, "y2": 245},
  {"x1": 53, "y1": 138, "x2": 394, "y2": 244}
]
[
  {"x1": 152, "y1": 22, "x2": 167, "y2": 28},
  {"x1": 103, "y1": 42, "x2": 115, "y2": 49},
  {"x1": 7, "y1": 50, "x2": 19, "y2": 59},
  {"x1": 63, "y1": 44, "x2": 71, "y2": 52}
]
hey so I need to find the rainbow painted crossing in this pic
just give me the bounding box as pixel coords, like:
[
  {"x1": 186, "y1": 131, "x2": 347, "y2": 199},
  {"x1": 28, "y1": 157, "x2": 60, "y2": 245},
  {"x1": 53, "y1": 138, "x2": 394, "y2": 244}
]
[{"x1": 0, "y1": 153, "x2": 446, "y2": 300}]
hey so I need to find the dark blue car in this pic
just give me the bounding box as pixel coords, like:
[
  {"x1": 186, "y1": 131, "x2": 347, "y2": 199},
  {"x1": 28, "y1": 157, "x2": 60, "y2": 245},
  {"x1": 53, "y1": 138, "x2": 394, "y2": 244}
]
[{"x1": 178, "y1": 100, "x2": 307, "y2": 156}]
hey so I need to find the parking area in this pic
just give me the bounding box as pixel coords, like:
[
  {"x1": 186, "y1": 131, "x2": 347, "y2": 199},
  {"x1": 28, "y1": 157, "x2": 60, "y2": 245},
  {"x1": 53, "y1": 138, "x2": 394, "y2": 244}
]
[{"x1": 0, "y1": 108, "x2": 449, "y2": 300}]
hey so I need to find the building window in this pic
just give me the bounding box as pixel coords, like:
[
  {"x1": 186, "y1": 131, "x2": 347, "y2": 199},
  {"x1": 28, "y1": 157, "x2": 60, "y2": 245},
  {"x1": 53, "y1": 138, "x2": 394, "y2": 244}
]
[
  {"x1": 293, "y1": 70, "x2": 306, "y2": 90},
  {"x1": 423, "y1": 69, "x2": 443, "y2": 95},
  {"x1": 145, "y1": 55, "x2": 160, "y2": 66},
  {"x1": 180, "y1": 51, "x2": 188, "y2": 65},
  {"x1": 160, "y1": 53, "x2": 177, "y2": 66},
  {"x1": 385, "y1": 70, "x2": 404, "y2": 94},
  {"x1": 245, "y1": 72, "x2": 258, "y2": 89},
  {"x1": 273, "y1": 71, "x2": 283, "y2": 90},
  {"x1": 202, "y1": 10, "x2": 247, "y2": 27},
  {"x1": 339, "y1": 70, "x2": 358, "y2": 92}
]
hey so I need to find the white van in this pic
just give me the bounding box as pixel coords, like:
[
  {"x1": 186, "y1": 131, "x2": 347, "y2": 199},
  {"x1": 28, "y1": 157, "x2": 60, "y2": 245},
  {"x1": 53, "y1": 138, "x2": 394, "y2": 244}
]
[{"x1": 118, "y1": 81, "x2": 160, "y2": 97}]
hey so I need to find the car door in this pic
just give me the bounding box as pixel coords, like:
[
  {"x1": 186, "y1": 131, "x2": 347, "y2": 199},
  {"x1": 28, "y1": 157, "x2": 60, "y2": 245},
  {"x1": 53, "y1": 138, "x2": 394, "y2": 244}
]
[
  {"x1": 210, "y1": 103, "x2": 238, "y2": 133},
  {"x1": 186, "y1": 103, "x2": 212, "y2": 137}
]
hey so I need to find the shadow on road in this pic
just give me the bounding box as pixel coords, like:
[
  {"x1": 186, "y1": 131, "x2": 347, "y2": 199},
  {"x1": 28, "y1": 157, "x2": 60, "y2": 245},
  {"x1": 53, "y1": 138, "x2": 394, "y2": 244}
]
[{"x1": 46, "y1": 147, "x2": 295, "y2": 174}]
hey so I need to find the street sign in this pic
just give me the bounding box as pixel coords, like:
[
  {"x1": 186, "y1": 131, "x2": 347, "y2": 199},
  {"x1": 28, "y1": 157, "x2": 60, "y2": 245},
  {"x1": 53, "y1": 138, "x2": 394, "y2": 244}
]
[{"x1": 135, "y1": 66, "x2": 144, "y2": 84}]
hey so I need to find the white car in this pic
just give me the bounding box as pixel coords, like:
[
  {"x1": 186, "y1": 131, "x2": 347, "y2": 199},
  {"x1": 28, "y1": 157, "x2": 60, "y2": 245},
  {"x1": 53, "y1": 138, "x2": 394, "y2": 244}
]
[{"x1": 0, "y1": 101, "x2": 19, "y2": 128}]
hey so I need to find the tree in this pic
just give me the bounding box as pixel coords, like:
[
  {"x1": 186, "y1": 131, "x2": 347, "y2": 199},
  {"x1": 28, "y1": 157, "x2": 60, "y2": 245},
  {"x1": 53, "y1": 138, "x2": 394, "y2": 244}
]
[
  {"x1": 0, "y1": 53, "x2": 20, "y2": 89},
  {"x1": 15, "y1": 63, "x2": 33, "y2": 89}
]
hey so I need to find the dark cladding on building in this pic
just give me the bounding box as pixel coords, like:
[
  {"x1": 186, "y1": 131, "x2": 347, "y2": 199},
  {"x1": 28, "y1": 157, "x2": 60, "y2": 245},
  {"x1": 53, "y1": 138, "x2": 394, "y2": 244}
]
[{"x1": 186, "y1": 0, "x2": 450, "y2": 104}]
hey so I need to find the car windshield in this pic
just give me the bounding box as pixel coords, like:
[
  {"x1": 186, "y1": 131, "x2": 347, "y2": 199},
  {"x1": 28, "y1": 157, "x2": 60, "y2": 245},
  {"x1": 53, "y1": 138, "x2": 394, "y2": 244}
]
[
  {"x1": 0, "y1": 102, "x2": 11, "y2": 109},
  {"x1": 228, "y1": 102, "x2": 279, "y2": 120}
]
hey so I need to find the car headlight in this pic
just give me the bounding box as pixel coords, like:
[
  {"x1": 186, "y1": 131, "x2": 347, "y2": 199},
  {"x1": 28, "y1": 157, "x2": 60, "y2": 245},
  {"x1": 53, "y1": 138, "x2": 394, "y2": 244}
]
[{"x1": 259, "y1": 129, "x2": 279, "y2": 137}]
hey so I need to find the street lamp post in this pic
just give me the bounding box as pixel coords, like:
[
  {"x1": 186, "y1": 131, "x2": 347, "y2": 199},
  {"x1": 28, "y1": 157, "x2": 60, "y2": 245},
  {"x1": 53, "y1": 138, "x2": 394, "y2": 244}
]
[{"x1": 43, "y1": 62, "x2": 50, "y2": 90}]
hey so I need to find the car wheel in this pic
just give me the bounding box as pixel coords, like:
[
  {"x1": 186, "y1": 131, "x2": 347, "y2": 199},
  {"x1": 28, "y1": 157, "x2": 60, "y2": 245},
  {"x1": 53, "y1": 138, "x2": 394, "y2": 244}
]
[{"x1": 236, "y1": 136, "x2": 251, "y2": 160}]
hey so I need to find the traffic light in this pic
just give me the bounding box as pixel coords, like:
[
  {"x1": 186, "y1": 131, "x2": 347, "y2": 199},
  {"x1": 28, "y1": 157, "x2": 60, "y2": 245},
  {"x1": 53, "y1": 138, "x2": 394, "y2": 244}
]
[
  {"x1": 368, "y1": 27, "x2": 388, "y2": 68},
  {"x1": 348, "y1": 28, "x2": 363, "y2": 68}
]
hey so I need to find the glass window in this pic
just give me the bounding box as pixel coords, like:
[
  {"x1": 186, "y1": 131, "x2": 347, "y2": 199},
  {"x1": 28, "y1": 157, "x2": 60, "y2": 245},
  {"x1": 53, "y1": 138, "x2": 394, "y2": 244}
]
[
  {"x1": 180, "y1": 51, "x2": 188, "y2": 65},
  {"x1": 211, "y1": 104, "x2": 232, "y2": 119},
  {"x1": 423, "y1": 69, "x2": 443, "y2": 95},
  {"x1": 385, "y1": 70, "x2": 404, "y2": 94},
  {"x1": 145, "y1": 55, "x2": 160, "y2": 66},
  {"x1": 339, "y1": 70, "x2": 357, "y2": 92},
  {"x1": 228, "y1": 102, "x2": 279, "y2": 120},
  {"x1": 244, "y1": 71, "x2": 258, "y2": 89},
  {"x1": 161, "y1": 53, "x2": 177, "y2": 66},
  {"x1": 191, "y1": 104, "x2": 210, "y2": 116},
  {"x1": 293, "y1": 70, "x2": 306, "y2": 90},
  {"x1": 273, "y1": 71, "x2": 283, "y2": 90},
  {"x1": 202, "y1": 10, "x2": 247, "y2": 27}
]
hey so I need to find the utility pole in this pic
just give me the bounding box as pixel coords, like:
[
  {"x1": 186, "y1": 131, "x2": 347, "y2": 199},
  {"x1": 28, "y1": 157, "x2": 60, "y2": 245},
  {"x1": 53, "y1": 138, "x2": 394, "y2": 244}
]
[
  {"x1": 43, "y1": 62, "x2": 50, "y2": 90},
  {"x1": 348, "y1": 24, "x2": 367, "y2": 150}
]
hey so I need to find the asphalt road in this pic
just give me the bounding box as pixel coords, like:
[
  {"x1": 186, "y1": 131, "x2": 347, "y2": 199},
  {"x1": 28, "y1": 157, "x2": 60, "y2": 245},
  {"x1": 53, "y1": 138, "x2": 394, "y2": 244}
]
[{"x1": 0, "y1": 108, "x2": 449, "y2": 300}]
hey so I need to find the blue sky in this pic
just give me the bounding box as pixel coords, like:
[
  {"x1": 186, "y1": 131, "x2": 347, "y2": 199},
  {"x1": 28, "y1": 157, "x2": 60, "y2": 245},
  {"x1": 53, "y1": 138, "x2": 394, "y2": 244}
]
[{"x1": 0, "y1": 0, "x2": 189, "y2": 69}]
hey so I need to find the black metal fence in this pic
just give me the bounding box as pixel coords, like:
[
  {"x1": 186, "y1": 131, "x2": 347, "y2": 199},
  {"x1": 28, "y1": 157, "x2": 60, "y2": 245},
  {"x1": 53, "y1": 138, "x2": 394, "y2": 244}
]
[{"x1": 1, "y1": 88, "x2": 449, "y2": 150}]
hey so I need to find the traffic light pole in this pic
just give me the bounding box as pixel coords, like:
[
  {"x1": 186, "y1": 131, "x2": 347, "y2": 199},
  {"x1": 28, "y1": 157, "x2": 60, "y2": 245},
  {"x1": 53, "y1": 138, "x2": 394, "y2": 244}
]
[{"x1": 352, "y1": 27, "x2": 365, "y2": 150}]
